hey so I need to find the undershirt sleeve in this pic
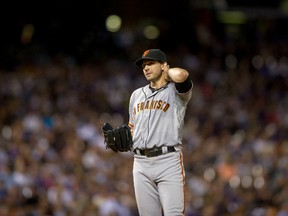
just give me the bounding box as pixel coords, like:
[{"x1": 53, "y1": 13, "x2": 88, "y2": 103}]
[{"x1": 175, "y1": 77, "x2": 193, "y2": 93}]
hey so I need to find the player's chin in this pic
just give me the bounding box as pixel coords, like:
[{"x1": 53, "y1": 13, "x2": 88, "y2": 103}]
[{"x1": 145, "y1": 75, "x2": 153, "y2": 81}]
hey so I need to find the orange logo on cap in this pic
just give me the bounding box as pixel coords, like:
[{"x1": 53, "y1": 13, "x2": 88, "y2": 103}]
[{"x1": 143, "y1": 50, "x2": 150, "y2": 57}]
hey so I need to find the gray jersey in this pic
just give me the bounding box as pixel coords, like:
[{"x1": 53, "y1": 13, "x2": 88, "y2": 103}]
[{"x1": 128, "y1": 82, "x2": 192, "y2": 150}]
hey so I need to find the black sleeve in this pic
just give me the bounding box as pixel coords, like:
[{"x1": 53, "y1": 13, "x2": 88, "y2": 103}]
[{"x1": 175, "y1": 77, "x2": 193, "y2": 93}]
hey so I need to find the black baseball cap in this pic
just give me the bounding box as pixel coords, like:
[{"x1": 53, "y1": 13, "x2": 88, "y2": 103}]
[{"x1": 135, "y1": 49, "x2": 167, "y2": 66}]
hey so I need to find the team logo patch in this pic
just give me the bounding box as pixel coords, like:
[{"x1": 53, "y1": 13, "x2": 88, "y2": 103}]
[{"x1": 143, "y1": 50, "x2": 150, "y2": 57}]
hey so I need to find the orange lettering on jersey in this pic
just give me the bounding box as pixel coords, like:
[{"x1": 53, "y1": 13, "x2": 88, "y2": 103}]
[
  {"x1": 153, "y1": 101, "x2": 158, "y2": 109},
  {"x1": 145, "y1": 100, "x2": 150, "y2": 109},
  {"x1": 163, "y1": 104, "x2": 170, "y2": 112},
  {"x1": 134, "y1": 100, "x2": 170, "y2": 114},
  {"x1": 156, "y1": 100, "x2": 162, "y2": 109},
  {"x1": 133, "y1": 107, "x2": 137, "y2": 116},
  {"x1": 150, "y1": 100, "x2": 155, "y2": 109},
  {"x1": 160, "y1": 101, "x2": 166, "y2": 110},
  {"x1": 140, "y1": 102, "x2": 144, "y2": 111}
]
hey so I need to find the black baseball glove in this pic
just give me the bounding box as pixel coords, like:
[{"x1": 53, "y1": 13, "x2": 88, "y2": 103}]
[{"x1": 101, "y1": 122, "x2": 133, "y2": 152}]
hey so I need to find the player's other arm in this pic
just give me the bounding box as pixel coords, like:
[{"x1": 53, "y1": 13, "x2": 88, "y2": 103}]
[
  {"x1": 165, "y1": 66, "x2": 193, "y2": 93},
  {"x1": 166, "y1": 67, "x2": 189, "y2": 83}
]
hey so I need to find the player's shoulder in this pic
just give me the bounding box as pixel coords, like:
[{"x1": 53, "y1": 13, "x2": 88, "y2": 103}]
[
  {"x1": 130, "y1": 85, "x2": 146, "y2": 100},
  {"x1": 132, "y1": 84, "x2": 149, "y2": 94}
]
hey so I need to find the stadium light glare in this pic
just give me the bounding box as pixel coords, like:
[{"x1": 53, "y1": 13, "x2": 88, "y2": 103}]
[{"x1": 217, "y1": 11, "x2": 247, "y2": 24}]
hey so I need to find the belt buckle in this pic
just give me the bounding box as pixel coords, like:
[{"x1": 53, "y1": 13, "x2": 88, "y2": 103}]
[
  {"x1": 145, "y1": 148, "x2": 162, "y2": 157},
  {"x1": 144, "y1": 149, "x2": 152, "y2": 157}
]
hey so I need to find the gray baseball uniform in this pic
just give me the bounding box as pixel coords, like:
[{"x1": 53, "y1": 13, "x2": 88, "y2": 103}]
[{"x1": 128, "y1": 80, "x2": 192, "y2": 215}]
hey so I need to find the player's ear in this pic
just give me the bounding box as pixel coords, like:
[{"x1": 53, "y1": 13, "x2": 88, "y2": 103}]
[{"x1": 161, "y1": 62, "x2": 167, "y2": 71}]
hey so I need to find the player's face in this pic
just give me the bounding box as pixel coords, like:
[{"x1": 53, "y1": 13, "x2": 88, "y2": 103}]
[{"x1": 142, "y1": 60, "x2": 163, "y2": 82}]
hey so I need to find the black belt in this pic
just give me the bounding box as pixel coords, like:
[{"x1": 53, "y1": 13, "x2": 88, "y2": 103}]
[{"x1": 133, "y1": 146, "x2": 176, "y2": 157}]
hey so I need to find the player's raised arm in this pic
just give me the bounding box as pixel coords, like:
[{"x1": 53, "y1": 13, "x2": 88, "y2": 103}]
[
  {"x1": 164, "y1": 65, "x2": 193, "y2": 94},
  {"x1": 165, "y1": 66, "x2": 189, "y2": 83}
]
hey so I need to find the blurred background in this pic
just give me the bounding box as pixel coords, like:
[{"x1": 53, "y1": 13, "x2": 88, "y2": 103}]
[{"x1": 0, "y1": 0, "x2": 288, "y2": 215}]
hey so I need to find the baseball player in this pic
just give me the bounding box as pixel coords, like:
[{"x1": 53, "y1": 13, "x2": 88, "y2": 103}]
[{"x1": 129, "y1": 49, "x2": 193, "y2": 216}]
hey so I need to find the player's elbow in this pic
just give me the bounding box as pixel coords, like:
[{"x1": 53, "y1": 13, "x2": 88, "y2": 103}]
[
  {"x1": 178, "y1": 71, "x2": 189, "y2": 83},
  {"x1": 170, "y1": 68, "x2": 189, "y2": 83}
]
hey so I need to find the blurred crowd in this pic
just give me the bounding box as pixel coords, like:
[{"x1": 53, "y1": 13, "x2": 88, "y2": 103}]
[{"x1": 1, "y1": 13, "x2": 288, "y2": 216}]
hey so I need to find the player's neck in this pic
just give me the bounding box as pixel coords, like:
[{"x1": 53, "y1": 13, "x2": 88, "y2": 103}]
[
  {"x1": 149, "y1": 80, "x2": 168, "y2": 92},
  {"x1": 150, "y1": 76, "x2": 167, "y2": 88}
]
